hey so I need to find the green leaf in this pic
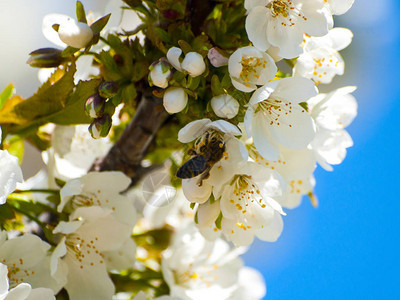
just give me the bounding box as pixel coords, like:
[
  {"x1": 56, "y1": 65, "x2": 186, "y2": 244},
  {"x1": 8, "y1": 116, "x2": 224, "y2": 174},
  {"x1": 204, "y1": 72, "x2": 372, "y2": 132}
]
[
  {"x1": 48, "y1": 78, "x2": 102, "y2": 125},
  {"x1": 153, "y1": 27, "x2": 171, "y2": 43},
  {"x1": 98, "y1": 51, "x2": 122, "y2": 81},
  {"x1": 90, "y1": 14, "x2": 111, "y2": 35},
  {"x1": 76, "y1": 1, "x2": 87, "y2": 24},
  {"x1": 211, "y1": 75, "x2": 224, "y2": 96},
  {"x1": 0, "y1": 63, "x2": 76, "y2": 127},
  {"x1": 0, "y1": 84, "x2": 14, "y2": 110}
]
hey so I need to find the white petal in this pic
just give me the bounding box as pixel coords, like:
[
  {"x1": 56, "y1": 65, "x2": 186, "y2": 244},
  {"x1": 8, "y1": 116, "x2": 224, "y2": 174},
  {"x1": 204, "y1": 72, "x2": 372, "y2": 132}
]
[
  {"x1": 181, "y1": 52, "x2": 206, "y2": 77},
  {"x1": 255, "y1": 211, "x2": 283, "y2": 242},
  {"x1": 251, "y1": 112, "x2": 279, "y2": 161},
  {"x1": 197, "y1": 200, "x2": 221, "y2": 228},
  {"x1": 6, "y1": 283, "x2": 31, "y2": 300},
  {"x1": 248, "y1": 82, "x2": 277, "y2": 107},
  {"x1": 300, "y1": 2, "x2": 331, "y2": 37},
  {"x1": 266, "y1": 18, "x2": 303, "y2": 59},
  {"x1": 329, "y1": 0, "x2": 355, "y2": 15},
  {"x1": 244, "y1": 0, "x2": 266, "y2": 11},
  {"x1": 328, "y1": 27, "x2": 353, "y2": 51},
  {"x1": 182, "y1": 177, "x2": 212, "y2": 204},
  {"x1": 245, "y1": 7, "x2": 270, "y2": 52},
  {"x1": 0, "y1": 263, "x2": 9, "y2": 295},
  {"x1": 270, "y1": 107, "x2": 316, "y2": 149},
  {"x1": 178, "y1": 119, "x2": 211, "y2": 143},
  {"x1": 207, "y1": 120, "x2": 242, "y2": 136},
  {"x1": 58, "y1": 19, "x2": 93, "y2": 49},
  {"x1": 221, "y1": 218, "x2": 255, "y2": 247},
  {"x1": 0, "y1": 150, "x2": 23, "y2": 205},
  {"x1": 271, "y1": 77, "x2": 318, "y2": 104},
  {"x1": 64, "y1": 258, "x2": 115, "y2": 300},
  {"x1": 312, "y1": 87, "x2": 357, "y2": 130},
  {"x1": 166, "y1": 47, "x2": 183, "y2": 71},
  {"x1": 26, "y1": 288, "x2": 55, "y2": 300}
]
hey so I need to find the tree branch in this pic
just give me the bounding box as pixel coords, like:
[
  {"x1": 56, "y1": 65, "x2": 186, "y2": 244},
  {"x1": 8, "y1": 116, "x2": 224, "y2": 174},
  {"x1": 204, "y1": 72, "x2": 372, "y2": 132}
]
[
  {"x1": 91, "y1": 93, "x2": 169, "y2": 185},
  {"x1": 188, "y1": 0, "x2": 215, "y2": 35}
]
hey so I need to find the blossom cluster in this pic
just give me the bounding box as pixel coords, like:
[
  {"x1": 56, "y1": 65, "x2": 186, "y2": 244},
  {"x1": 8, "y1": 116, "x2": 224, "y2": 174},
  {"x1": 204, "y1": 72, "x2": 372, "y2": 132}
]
[{"x1": 0, "y1": 0, "x2": 356, "y2": 299}]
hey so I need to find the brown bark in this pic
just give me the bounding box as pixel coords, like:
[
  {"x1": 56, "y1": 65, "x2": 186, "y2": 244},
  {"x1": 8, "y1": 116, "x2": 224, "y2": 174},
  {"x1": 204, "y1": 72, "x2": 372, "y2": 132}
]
[{"x1": 91, "y1": 93, "x2": 169, "y2": 185}]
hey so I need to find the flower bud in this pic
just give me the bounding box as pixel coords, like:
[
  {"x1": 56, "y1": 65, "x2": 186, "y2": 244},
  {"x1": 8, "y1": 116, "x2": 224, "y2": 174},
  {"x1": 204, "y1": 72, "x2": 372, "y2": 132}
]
[
  {"x1": 27, "y1": 48, "x2": 65, "y2": 68},
  {"x1": 85, "y1": 93, "x2": 106, "y2": 118},
  {"x1": 58, "y1": 18, "x2": 93, "y2": 48},
  {"x1": 211, "y1": 94, "x2": 240, "y2": 119},
  {"x1": 88, "y1": 114, "x2": 112, "y2": 139},
  {"x1": 98, "y1": 81, "x2": 119, "y2": 98},
  {"x1": 163, "y1": 87, "x2": 188, "y2": 114},
  {"x1": 207, "y1": 48, "x2": 229, "y2": 67},
  {"x1": 181, "y1": 52, "x2": 206, "y2": 77},
  {"x1": 149, "y1": 59, "x2": 171, "y2": 88}
]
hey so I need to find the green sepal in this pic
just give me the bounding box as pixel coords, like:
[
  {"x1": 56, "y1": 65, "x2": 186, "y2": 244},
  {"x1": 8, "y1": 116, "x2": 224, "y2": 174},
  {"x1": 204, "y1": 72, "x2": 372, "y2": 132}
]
[
  {"x1": 61, "y1": 46, "x2": 80, "y2": 57},
  {"x1": 178, "y1": 40, "x2": 193, "y2": 54},
  {"x1": 299, "y1": 101, "x2": 309, "y2": 112},
  {"x1": 52, "y1": 24, "x2": 60, "y2": 32},
  {"x1": 76, "y1": 1, "x2": 87, "y2": 24},
  {"x1": 90, "y1": 14, "x2": 111, "y2": 35},
  {"x1": 215, "y1": 211, "x2": 223, "y2": 229}
]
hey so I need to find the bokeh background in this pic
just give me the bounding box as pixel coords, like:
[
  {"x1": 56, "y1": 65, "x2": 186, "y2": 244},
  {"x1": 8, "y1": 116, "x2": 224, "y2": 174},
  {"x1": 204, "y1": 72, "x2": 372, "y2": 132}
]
[{"x1": 0, "y1": 0, "x2": 399, "y2": 299}]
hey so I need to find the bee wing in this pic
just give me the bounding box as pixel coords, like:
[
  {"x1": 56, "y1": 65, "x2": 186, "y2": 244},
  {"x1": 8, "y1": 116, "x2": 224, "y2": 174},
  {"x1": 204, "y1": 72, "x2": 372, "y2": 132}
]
[{"x1": 176, "y1": 155, "x2": 208, "y2": 179}]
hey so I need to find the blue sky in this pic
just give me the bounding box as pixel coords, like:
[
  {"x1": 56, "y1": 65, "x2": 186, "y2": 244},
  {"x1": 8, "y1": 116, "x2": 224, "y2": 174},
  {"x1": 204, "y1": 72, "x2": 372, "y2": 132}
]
[{"x1": 243, "y1": 1, "x2": 400, "y2": 298}]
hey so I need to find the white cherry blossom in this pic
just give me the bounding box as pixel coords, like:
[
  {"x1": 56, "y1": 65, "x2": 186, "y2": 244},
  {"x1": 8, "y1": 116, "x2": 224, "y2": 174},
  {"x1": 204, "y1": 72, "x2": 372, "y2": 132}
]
[
  {"x1": 245, "y1": 0, "x2": 333, "y2": 58},
  {"x1": 228, "y1": 46, "x2": 277, "y2": 92},
  {"x1": 162, "y1": 223, "x2": 247, "y2": 300},
  {"x1": 249, "y1": 145, "x2": 316, "y2": 208},
  {"x1": 0, "y1": 233, "x2": 65, "y2": 294},
  {"x1": 294, "y1": 28, "x2": 353, "y2": 84},
  {"x1": 245, "y1": 77, "x2": 317, "y2": 161},
  {"x1": 59, "y1": 171, "x2": 136, "y2": 227},
  {"x1": 51, "y1": 207, "x2": 133, "y2": 300},
  {"x1": 308, "y1": 86, "x2": 357, "y2": 170},
  {"x1": 218, "y1": 162, "x2": 285, "y2": 246},
  {"x1": 42, "y1": 124, "x2": 112, "y2": 184},
  {"x1": 0, "y1": 263, "x2": 55, "y2": 300}
]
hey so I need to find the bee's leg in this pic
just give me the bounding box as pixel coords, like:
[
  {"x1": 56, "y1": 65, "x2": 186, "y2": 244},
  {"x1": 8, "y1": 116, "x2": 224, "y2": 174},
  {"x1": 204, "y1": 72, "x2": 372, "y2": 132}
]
[
  {"x1": 187, "y1": 148, "x2": 197, "y2": 156},
  {"x1": 197, "y1": 167, "x2": 211, "y2": 187}
]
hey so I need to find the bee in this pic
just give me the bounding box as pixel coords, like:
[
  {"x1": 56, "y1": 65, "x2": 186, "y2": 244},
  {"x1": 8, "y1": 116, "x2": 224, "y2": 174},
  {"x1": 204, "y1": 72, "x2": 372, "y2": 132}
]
[{"x1": 176, "y1": 131, "x2": 225, "y2": 186}]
